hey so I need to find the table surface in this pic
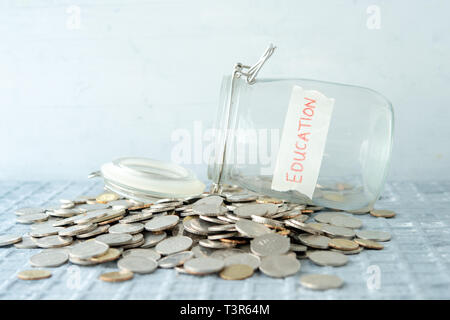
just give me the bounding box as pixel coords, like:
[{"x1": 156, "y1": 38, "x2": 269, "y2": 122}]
[{"x1": 0, "y1": 180, "x2": 449, "y2": 300}]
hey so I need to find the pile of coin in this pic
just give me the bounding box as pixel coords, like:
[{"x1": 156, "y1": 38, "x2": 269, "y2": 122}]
[{"x1": 0, "y1": 185, "x2": 394, "y2": 290}]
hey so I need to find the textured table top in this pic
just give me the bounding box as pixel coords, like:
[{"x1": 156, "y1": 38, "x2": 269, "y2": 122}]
[{"x1": 0, "y1": 180, "x2": 449, "y2": 300}]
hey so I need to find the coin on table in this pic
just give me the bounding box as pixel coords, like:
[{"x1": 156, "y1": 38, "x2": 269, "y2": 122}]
[
  {"x1": 251, "y1": 233, "x2": 290, "y2": 256},
  {"x1": 321, "y1": 224, "x2": 356, "y2": 239},
  {"x1": 356, "y1": 230, "x2": 391, "y2": 242},
  {"x1": 354, "y1": 238, "x2": 384, "y2": 249},
  {"x1": 223, "y1": 253, "x2": 260, "y2": 270},
  {"x1": 314, "y1": 212, "x2": 345, "y2": 224},
  {"x1": 76, "y1": 203, "x2": 110, "y2": 213},
  {"x1": 234, "y1": 203, "x2": 278, "y2": 218},
  {"x1": 289, "y1": 244, "x2": 307, "y2": 252},
  {"x1": 155, "y1": 236, "x2": 193, "y2": 255},
  {"x1": 108, "y1": 200, "x2": 134, "y2": 210},
  {"x1": 192, "y1": 245, "x2": 215, "y2": 258},
  {"x1": 69, "y1": 240, "x2": 109, "y2": 260},
  {"x1": 298, "y1": 234, "x2": 330, "y2": 249},
  {"x1": 123, "y1": 248, "x2": 161, "y2": 261},
  {"x1": 90, "y1": 248, "x2": 122, "y2": 263},
  {"x1": 226, "y1": 194, "x2": 258, "y2": 203},
  {"x1": 77, "y1": 224, "x2": 110, "y2": 239},
  {"x1": 109, "y1": 223, "x2": 144, "y2": 235},
  {"x1": 16, "y1": 213, "x2": 48, "y2": 224},
  {"x1": 158, "y1": 251, "x2": 194, "y2": 268},
  {"x1": 331, "y1": 246, "x2": 364, "y2": 255},
  {"x1": 328, "y1": 238, "x2": 359, "y2": 251},
  {"x1": 199, "y1": 239, "x2": 236, "y2": 249},
  {"x1": 208, "y1": 224, "x2": 236, "y2": 232},
  {"x1": 370, "y1": 209, "x2": 396, "y2": 218},
  {"x1": 14, "y1": 236, "x2": 39, "y2": 249},
  {"x1": 329, "y1": 215, "x2": 363, "y2": 229},
  {"x1": 0, "y1": 234, "x2": 22, "y2": 247},
  {"x1": 49, "y1": 208, "x2": 78, "y2": 218},
  {"x1": 184, "y1": 257, "x2": 224, "y2": 275},
  {"x1": 15, "y1": 207, "x2": 45, "y2": 216},
  {"x1": 141, "y1": 232, "x2": 167, "y2": 248},
  {"x1": 29, "y1": 250, "x2": 69, "y2": 267},
  {"x1": 300, "y1": 274, "x2": 344, "y2": 290},
  {"x1": 144, "y1": 215, "x2": 179, "y2": 232},
  {"x1": 17, "y1": 269, "x2": 51, "y2": 280},
  {"x1": 117, "y1": 256, "x2": 157, "y2": 274},
  {"x1": 220, "y1": 264, "x2": 254, "y2": 280},
  {"x1": 30, "y1": 225, "x2": 64, "y2": 238},
  {"x1": 259, "y1": 255, "x2": 301, "y2": 278},
  {"x1": 59, "y1": 224, "x2": 97, "y2": 237},
  {"x1": 96, "y1": 233, "x2": 132, "y2": 246},
  {"x1": 308, "y1": 251, "x2": 348, "y2": 267},
  {"x1": 35, "y1": 235, "x2": 73, "y2": 248},
  {"x1": 235, "y1": 219, "x2": 272, "y2": 238},
  {"x1": 99, "y1": 270, "x2": 133, "y2": 282},
  {"x1": 96, "y1": 193, "x2": 120, "y2": 203}
]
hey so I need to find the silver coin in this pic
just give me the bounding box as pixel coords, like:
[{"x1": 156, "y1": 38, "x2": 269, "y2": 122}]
[
  {"x1": 314, "y1": 212, "x2": 345, "y2": 224},
  {"x1": 199, "y1": 215, "x2": 229, "y2": 225},
  {"x1": 284, "y1": 220, "x2": 321, "y2": 235},
  {"x1": 123, "y1": 248, "x2": 161, "y2": 261},
  {"x1": 77, "y1": 225, "x2": 110, "y2": 239},
  {"x1": 29, "y1": 250, "x2": 69, "y2": 267},
  {"x1": 356, "y1": 230, "x2": 391, "y2": 242},
  {"x1": 308, "y1": 251, "x2": 349, "y2": 267},
  {"x1": 16, "y1": 213, "x2": 49, "y2": 224},
  {"x1": 207, "y1": 232, "x2": 237, "y2": 240},
  {"x1": 300, "y1": 274, "x2": 344, "y2": 290},
  {"x1": 251, "y1": 215, "x2": 284, "y2": 228},
  {"x1": 30, "y1": 225, "x2": 64, "y2": 238},
  {"x1": 329, "y1": 215, "x2": 363, "y2": 229},
  {"x1": 52, "y1": 215, "x2": 78, "y2": 227},
  {"x1": 69, "y1": 255, "x2": 97, "y2": 265},
  {"x1": 141, "y1": 232, "x2": 167, "y2": 248},
  {"x1": 226, "y1": 194, "x2": 258, "y2": 203},
  {"x1": 144, "y1": 215, "x2": 179, "y2": 232},
  {"x1": 59, "y1": 224, "x2": 97, "y2": 237},
  {"x1": 184, "y1": 257, "x2": 224, "y2": 275},
  {"x1": 235, "y1": 219, "x2": 272, "y2": 238},
  {"x1": 234, "y1": 203, "x2": 278, "y2": 218},
  {"x1": 208, "y1": 224, "x2": 236, "y2": 232},
  {"x1": 49, "y1": 208, "x2": 78, "y2": 218},
  {"x1": 298, "y1": 234, "x2": 331, "y2": 249},
  {"x1": 209, "y1": 248, "x2": 245, "y2": 260},
  {"x1": 250, "y1": 233, "x2": 290, "y2": 256},
  {"x1": 321, "y1": 224, "x2": 356, "y2": 239},
  {"x1": 69, "y1": 240, "x2": 109, "y2": 259},
  {"x1": 331, "y1": 247, "x2": 364, "y2": 255},
  {"x1": 0, "y1": 234, "x2": 22, "y2": 246},
  {"x1": 60, "y1": 202, "x2": 75, "y2": 209},
  {"x1": 183, "y1": 218, "x2": 209, "y2": 236},
  {"x1": 14, "y1": 236, "x2": 39, "y2": 249},
  {"x1": 96, "y1": 233, "x2": 132, "y2": 246},
  {"x1": 109, "y1": 223, "x2": 144, "y2": 234},
  {"x1": 118, "y1": 256, "x2": 157, "y2": 274},
  {"x1": 15, "y1": 207, "x2": 45, "y2": 216},
  {"x1": 190, "y1": 218, "x2": 216, "y2": 234},
  {"x1": 35, "y1": 235, "x2": 73, "y2": 248},
  {"x1": 155, "y1": 236, "x2": 193, "y2": 255},
  {"x1": 119, "y1": 212, "x2": 153, "y2": 224},
  {"x1": 289, "y1": 243, "x2": 308, "y2": 252},
  {"x1": 192, "y1": 245, "x2": 215, "y2": 258},
  {"x1": 158, "y1": 251, "x2": 194, "y2": 268},
  {"x1": 76, "y1": 203, "x2": 110, "y2": 212},
  {"x1": 108, "y1": 200, "x2": 134, "y2": 210},
  {"x1": 73, "y1": 210, "x2": 109, "y2": 224},
  {"x1": 199, "y1": 239, "x2": 236, "y2": 249},
  {"x1": 259, "y1": 255, "x2": 301, "y2": 278},
  {"x1": 192, "y1": 196, "x2": 225, "y2": 216},
  {"x1": 223, "y1": 253, "x2": 260, "y2": 270},
  {"x1": 121, "y1": 237, "x2": 145, "y2": 249}
]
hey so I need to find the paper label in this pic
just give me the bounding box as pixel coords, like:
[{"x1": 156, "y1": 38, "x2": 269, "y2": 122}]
[{"x1": 271, "y1": 86, "x2": 334, "y2": 199}]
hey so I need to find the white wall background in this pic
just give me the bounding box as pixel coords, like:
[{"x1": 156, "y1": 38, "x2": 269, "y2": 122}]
[{"x1": 1, "y1": 0, "x2": 449, "y2": 182}]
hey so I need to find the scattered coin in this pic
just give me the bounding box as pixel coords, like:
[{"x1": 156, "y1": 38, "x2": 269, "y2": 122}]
[
  {"x1": 158, "y1": 251, "x2": 194, "y2": 268},
  {"x1": 250, "y1": 233, "x2": 290, "y2": 256},
  {"x1": 220, "y1": 264, "x2": 254, "y2": 280},
  {"x1": 96, "y1": 193, "x2": 120, "y2": 203},
  {"x1": 69, "y1": 240, "x2": 109, "y2": 259},
  {"x1": 308, "y1": 251, "x2": 348, "y2": 267},
  {"x1": 109, "y1": 223, "x2": 144, "y2": 235},
  {"x1": 90, "y1": 248, "x2": 122, "y2": 263},
  {"x1": 14, "y1": 236, "x2": 39, "y2": 249},
  {"x1": 123, "y1": 248, "x2": 161, "y2": 261},
  {"x1": 199, "y1": 239, "x2": 235, "y2": 249},
  {"x1": 16, "y1": 213, "x2": 48, "y2": 224},
  {"x1": 184, "y1": 257, "x2": 224, "y2": 275},
  {"x1": 329, "y1": 215, "x2": 363, "y2": 229},
  {"x1": 96, "y1": 233, "x2": 132, "y2": 246},
  {"x1": 259, "y1": 255, "x2": 300, "y2": 278},
  {"x1": 234, "y1": 203, "x2": 278, "y2": 218},
  {"x1": 35, "y1": 235, "x2": 73, "y2": 248},
  {"x1": 321, "y1": 224, "x2": 356, "y2": 239},
  {"x1": 354, "y1": 238, "x2": 384, "y2": 249},
  {"x1": 144, "y1": 215, "x2": 179, "y2": 232},
  {"x1": 59, "y1": 224, "x2": 97, "y2": 237},
  {"x1": 15, "y1": 207, "x2": 45, "y2": 216},
  {"x1": 300, "y1": 274, "x2": 344, "y2": 290},
  {"x1": 141, "y1": 232, "x2": 167, "y2": 248},
  {"x1": 235, "y1": 219, "x2": 272, "y2": 238},
  {"x1": 356, "y1": 230, "x2": 391, "y2": 242},
  {"x1": 77, "y1": 224, "x2": 110, "y2": 239},
  {"x1": 118, "y1": 256, "x2": 158, "y2": 274},
  {"x1": 328, "y1": 238, "x2": 359, "y2": 251},
  {"x1": 0, "y1": 234, "x2": 22, "y2": 246},
  {"x1": 99, "y1": 270, "x2": 133, "y2": 282},
  {"x1": 298, "y1": 234, "x2": 330, "y2": 249},
  {"x1": 156, "y1": 236, "x2": 193, "y2": 255},
  {"x1": 30, "y1": 225, "x2": 64, "y2": 238},
  {"x1": 370, "y1": 209, "x2": 396, "y2": 218},
  {"x1": 29, "y1": 251, "x2": 69, "y2": 267},
  {"x1": 223, "y1": 253, "x2": 260, "y2": 270},
  {"x1": 18, "y1": 269, "x2": 51, "y2": 280}
]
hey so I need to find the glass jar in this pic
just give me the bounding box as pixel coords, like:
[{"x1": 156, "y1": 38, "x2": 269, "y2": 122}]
[{"x1": 208, "y1": 48, "x2": 394, "y2": 211}]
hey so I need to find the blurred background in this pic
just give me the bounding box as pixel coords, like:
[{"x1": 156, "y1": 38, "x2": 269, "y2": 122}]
[{"x1": 1, "y1": 0, "x2": 449, "y2": 182}]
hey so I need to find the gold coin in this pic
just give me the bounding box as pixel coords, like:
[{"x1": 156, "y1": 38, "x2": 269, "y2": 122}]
[
  {"x1": 219, "y1": 264, "x2": 254, "y2": 280},
  {"x1": 256, "y1": 197, "x2": 283, "y2": 204},
  {"x1": 128, "y1": 203, "x2": 152, "y2": 211},
  {"x1": 370, "y1": 209, "x2": 396, "y2": 218},
  {"x1": 220, "y1": 238, "x2": 247, "y2": 245},
  {"x1": 277, "y1": 229, "x2": 291, "y2": 236},
  {"x1": 18, "y1": 269, "x2": 51, "y2": 280},
  {"x1": 90, "y1": 248, "x2": 122, "y2": 263},
  {"x1": 99, "y1": 270, "x2": 134, "y2": 282},
  {"x1": 96, "y1": 193, "x2": 120, "y2": 204},
  {"x1": 301, "y1": 209, "x2": 315, "y2": 214},
  {"x1": 328, "y1": 238, "x2": 359, "y2": 251},
  {"x1": 354, "y1": 238, "x2": 384, "y2": 250}
]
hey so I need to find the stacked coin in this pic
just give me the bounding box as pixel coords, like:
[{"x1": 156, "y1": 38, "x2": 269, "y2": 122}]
[{"x1": 1, "y1": 186, "x2": 393, "y2": 290}]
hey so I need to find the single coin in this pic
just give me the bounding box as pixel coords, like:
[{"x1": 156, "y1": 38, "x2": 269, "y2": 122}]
[
  {"x1": 192, "y1": 196, "x2": 225, "y2": 216},
  {"x1": 199, "y1": 215, "x2": 230, "y2": 225},
  {"x1": 158, "y1": 251, "x2": 194, "y2": 268},
  {"x1": 15, "y1": 207, "x2": 45, "y2": 216},
  {"x1": 59, "y1": 224, "x2": 97, "y2": 237},
  {"x1": 321, "y1": 224, "x2": 356, "y2": 239},
  {"x1": 184, "y1": 257, "x2": 225, "y2": 275},
  {"x1": 144, "y1": 215, "x2": 179, "y2": 232},
  {"x1": 192, "y1": 245, "x2": 215, "y2": 258},
  {"x1": 289, "y1": 244, "x2": 307, "y2": 252},
  {"x1": 298, "y1": 234, "x2": 330, "y2": 249},
  {"x1": 96, "y1": 233, "x2": 132, "y2": 246},
  {"x1": 328, "y1": 238, "x2": 359, "y2": 251},
  {"x1": 77, "y1": 224, "x2": 110, "y2": 239},
  {"x1": 224, "y1": 253, "x2": 260, "y2": 270},
  {"x1": 141, "y1": 232, "x2": 167, "y2": 248},
  {"x1": 329, "y1": 215, "x2": 363, "y2": 229},
  {"x1": 156, "y1": 236, "x2": 193, "y2": 255},
  {"x1": 331, "y1": 247, "x2": 364, "y2": 255},
  {"x1": 109, "y1": 200, "x2": 134, "y2": 210},
  {"x1": 308, "y1": 251, "x2": 348, "y2": 267},
  {"x1": 0, "y1": 234, "x2": 22, "y2": 246},
  {"x1": 199, "y1": 239, "x2": 236, "y2": 249},
  {"x1": 250, "y1": 233, "x2": 290, "y2": 257},
  {"x1": 226, "y1": 194, "x2": 258, "y2": 203},
  {"x1": 234, "y1": 203, "x2": 278, "y2": 218},
  {"x1": 123, "y1": 248, "x2": 161, "y2": 261},
  {"x1": 208, "y1": 232, "x2": 237, "y2": 240},
  {"x1": 208, "y1": 224, "x2": 237, "y2": 232},
  {"x1": 35, "y1": 235, "x2": 73, "y2": 248},
  {"x1": 109, "y1": 223, "x2": 144, "y2": 235},
  {"x1": 356, "y1": 230, "x2": 391, "y2": 242},
  {"x1": 16, "y1": 213, "x2": 48, "y2": 224},
  {"x1": 119, "y1": 212, "x2": 153, "y2": 224},
  {"x1": 314, "y1": 212, "x2": 346, "y2": 224},
  {"x1": 73, "y1": 210, "x2": 109, "y2": 224},
  {"x1": 69, "y1": 255, "x2": 97, "y2": 266},
  {"x1": 90, "y1": 248, "x2": 122, "y2": 263},
  {"x1": 117, "y1": 256, "x2": 157, "y2": 274},
  {"x1": 259, "y1": 255, "x2": 301, "y2": 278},
  {"x1": 30, "y1": 225, "x2": 64, "y2": 238},
  {"x1": 29, "y1": 250, "x2": 69, "y2": 267},
  {"x1": 99, "y1": 270, "x2": 133, "y2": 282},
  {"x1": 300, "y1": 274, "x2": 344, "y2": 290},
  {"x1": 49, "y1": 208, "x2": 78, "y2": 218},
  {"x1": 256, "y1": 197, "x2": 283, "y2": 204},
  {"x1": 76, "y1": 203, "x2": 110, "y2": 213},
  {"x1": 69, "y1": 240, "x2": 109, "y2": 259},
  {"x1": 236, "y1": 219, "x2": 272, "y2": 238},
  {"x1": 251, "y1": 215, "x2": 284, "y2": 228},
  {"x1": 220, "y1": 264, "x2": 254, "y2": 280},
  {"x1": 96, "y1": 193, "x2": 120, "y2": 203},
  {"x1": 354, "y1": 238, "x2": 384, "y2": 249},
  {"x1": 370, "y1": 209, "x2": 396, "y2": 218},
  {"x1": 14, "y1": 236, "x2": 39, "y2": 249},
  {"x1": 18, "y1": 269, "x2": 51, "y2": 280},
  {"x1": 190, "y1": 218, "x2": 217, "y2": 234}
]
